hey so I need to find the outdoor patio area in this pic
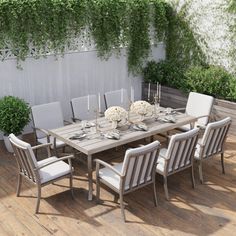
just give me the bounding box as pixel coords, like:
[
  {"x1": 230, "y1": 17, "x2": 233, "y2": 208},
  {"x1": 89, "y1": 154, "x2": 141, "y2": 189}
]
[
  {"x1": 0, "y1": 133, "x2": 236, "y2": 235},
  {"x1": 0, "y1": 0, "x2": 236, "y2": 235}
]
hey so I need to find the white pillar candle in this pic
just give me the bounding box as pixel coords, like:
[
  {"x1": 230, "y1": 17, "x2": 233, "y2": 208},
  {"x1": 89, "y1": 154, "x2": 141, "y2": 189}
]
[
  {"x1": 156, "y1": 82, "x2": 159, "y2": 97},
  {"x1": 121, "y1": 88, "x2": 124, "y2": 104},
  {"x1": 87, "y1": 95, "x2": 90, "y2": 111},
  {"x1": 148, "y1": 82, "x2": 150, "y2": 101},
  {"x1": 131, "y1": 86, "x2": 134, "y2": 102},
  {"x1": 98, "y1": 93, "x2": 101, "y2": 112}
]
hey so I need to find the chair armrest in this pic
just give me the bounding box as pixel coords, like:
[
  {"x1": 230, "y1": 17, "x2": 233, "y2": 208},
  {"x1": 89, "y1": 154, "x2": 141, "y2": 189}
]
[
  {"x1": 32, "y1": 143, "x2": 52, "y2": 150},
  {"x1": 33, "y1": 127, "x2": 49, "y2": 136},
  {"x1": 195, "y1": 114, "x2": 211, "y2": 120},
  {"x1": 35, "y1": 155, "x2": 74, "y2": 170},
  {"x1": 94, "y1": 159, "x2": 123, "y2": 177}
]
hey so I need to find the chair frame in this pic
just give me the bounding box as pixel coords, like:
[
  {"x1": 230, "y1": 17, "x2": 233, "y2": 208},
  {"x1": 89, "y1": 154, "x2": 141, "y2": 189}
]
[
  {"x1": 31, "y1": 104, "x2": 72, "y2": 156},
  {"x1": 95, "y1": 142, "x2": 160, "y2": 222},
  {"x1": 157, "y1": 129, "x2": 199, "y2": 200},
  {"x1": 10, "y1": 137, "x2": 74, "y2": 214},
  {"x1": 195, "y1": 118, "x2": 231, "y2": 183}
]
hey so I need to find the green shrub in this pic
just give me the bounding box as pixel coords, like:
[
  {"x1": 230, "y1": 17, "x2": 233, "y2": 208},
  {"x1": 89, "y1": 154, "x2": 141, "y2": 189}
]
[
  {"x1": 185, "y1": 66, "x2": 236, "y2": 101},
  {"x1": 0, "y1": 96, "x2": 31, "y2": 135},
  {"x1": 142, "y1": 60, "x2": 186, "y2": 89}
]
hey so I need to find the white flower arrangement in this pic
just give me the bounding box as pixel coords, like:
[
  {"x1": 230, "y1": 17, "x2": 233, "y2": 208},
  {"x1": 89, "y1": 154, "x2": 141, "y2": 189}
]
[
  {"x1": 130, "y1": 100, "x2": 153, "y2": 116},
  {"x1": 105, "y1": 106, "x2": 128, "y2": 123}
]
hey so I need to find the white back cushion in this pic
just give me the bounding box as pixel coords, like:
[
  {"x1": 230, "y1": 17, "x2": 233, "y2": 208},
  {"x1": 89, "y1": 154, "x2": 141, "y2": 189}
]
[
  {"x1": 71, "y1": 95, "x2": 98, "y2": 120},
  {"x1": 31, "y1": 102, "x2": 64, "y2": 139},
  {"x1": 9, "y1": 133, "x2": 38, "y2": 167},
  {"x1": 121, "y1": 141, "x2": 160, "y2": 189},
  {"x1": 200, "y1": 117, "x2": 231, "y2": 158},
  {"x1": 105, "y1": 89, "x2": 129, "y2": 110},
  {"x1": 166, "y1": 128, "x2": 199, "y2": 172},
  {"x1": 186, "y1": 92, "x2": 214, "y2": 126}
]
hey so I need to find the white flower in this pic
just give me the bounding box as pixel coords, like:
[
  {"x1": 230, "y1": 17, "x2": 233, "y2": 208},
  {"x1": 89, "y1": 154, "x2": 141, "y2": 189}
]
[
  {"x1": 130, "y1": 100, "x2": 153, "y2": 116},
  {"x1": 105, "y1": 106, "x2": 128, "y2": 122}
]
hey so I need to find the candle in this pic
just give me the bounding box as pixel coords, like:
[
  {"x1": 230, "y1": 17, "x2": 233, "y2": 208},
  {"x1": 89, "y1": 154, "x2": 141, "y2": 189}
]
[
  {"x1": 156, "y1": 82, "x2": 159, "y2": 97},
  {"x1": 98, "y1": 93, "x2": 101, "y2": 112},
  {"x1": 131, "y1": 86, "x2": 134, "y2": 103},
  {"x1": 121, "y1": 88, "x2": 124, "y2": 104},
  {"x1": 87, "y1": 95, "x2": 90, "y2": 111},
  {"x1": 159, "y1": 84, "x2": 161, "y2": 102},
  {"x1": 148, "y1": 82, "x2": 150, "y2": 101}
]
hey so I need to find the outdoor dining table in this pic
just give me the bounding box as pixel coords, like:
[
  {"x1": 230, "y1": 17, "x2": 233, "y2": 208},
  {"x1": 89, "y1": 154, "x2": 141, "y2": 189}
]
[{"x1": 48, "y1": 111, "x2": 197, "y2": 201}]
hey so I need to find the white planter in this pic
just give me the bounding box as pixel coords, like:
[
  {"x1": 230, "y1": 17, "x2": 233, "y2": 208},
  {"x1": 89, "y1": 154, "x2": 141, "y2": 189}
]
[
  {"x1": 3, "y1": 134, "x2": 22, "y2": 153},
  {"x1": 3, "y1": 135, "x2": 14, "y2": 153}
]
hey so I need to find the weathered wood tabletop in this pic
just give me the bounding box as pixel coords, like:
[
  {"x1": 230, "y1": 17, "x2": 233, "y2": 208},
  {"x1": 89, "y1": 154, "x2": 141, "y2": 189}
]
[{"x1": 48, "y1": 112, "x2": 197, "y2": 200}]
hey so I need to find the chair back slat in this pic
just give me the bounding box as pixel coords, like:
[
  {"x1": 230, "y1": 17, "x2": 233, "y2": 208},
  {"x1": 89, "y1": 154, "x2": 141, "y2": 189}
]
[
  {"x1": 121, "y1": 141, "x2": 160, "y2": 192},
  {"x1": 201, "y1": 117, "x2": 231, "y2": 159},
  {"x1": 9, "y1": 134, "x2": 39, "y2": 183},
  {"x1": 166, "y1": 129, "x2": 199, "y2": 174}
]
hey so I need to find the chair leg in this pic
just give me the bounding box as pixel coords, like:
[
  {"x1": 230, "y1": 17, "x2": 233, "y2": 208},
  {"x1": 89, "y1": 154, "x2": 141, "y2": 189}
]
[
  {"x1": 16, "y1": 174, "x2": 22, "y2": 197},
  {"x1": 35, "y1": 186, "x2": 41, "y2": 214},
  {"x1": 96, "y1": 177, "x2": 100, "y2": 202},
  {"x1": 163, "y1": 176, "x2": 169, "y2": 201},
  {"x1": 221, "y1": 153, "x2": 225, "y2": 174},
  {"x1": 153, "y1": 181, "x2": 158, "y2": 207},
  {"x1": 119, "y1": 192, "x2": 126, "y2": 222},
  {"x1": 70, "y1": 174, "x2": 74, "y2": 199},
  {"x1": 198, "y1": 161, "x2": 204, "y2": 184},
  {"x1": 191, "y1": 165, "x2": 195, "y2": 189}
]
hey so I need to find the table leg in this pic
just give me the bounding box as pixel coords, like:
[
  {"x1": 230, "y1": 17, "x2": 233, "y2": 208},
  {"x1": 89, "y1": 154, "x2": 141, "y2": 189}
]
[{"x1": 87, "y1": 154, "x2": 93, "y2": 201}]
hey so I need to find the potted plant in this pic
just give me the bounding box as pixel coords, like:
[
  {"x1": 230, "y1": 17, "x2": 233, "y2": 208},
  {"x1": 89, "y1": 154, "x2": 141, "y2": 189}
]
[{"x1": 0, "y1": 96, "x2": 31, "y2": 152}]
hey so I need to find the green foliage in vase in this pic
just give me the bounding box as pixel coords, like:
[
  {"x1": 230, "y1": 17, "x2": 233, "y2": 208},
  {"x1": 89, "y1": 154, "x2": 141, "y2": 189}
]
[{"x1": 0, "y1": 96, "x2": 31, "y2": 135}]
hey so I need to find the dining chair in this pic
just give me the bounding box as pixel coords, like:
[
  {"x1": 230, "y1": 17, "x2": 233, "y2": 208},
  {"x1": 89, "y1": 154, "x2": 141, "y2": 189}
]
[
  {"x1": 31, "y1": 102, "x2": 69, "y2": 156},
  {"x1": 9, "y1": 133, "x2": 74, "y2": 213},
  {"x1": 104, "y1": 89, "x2": 129, "y2": 110},
  {"x1": 177, "y1": 92, "x2": 214, "y2": 131},
  {"x1": 156, "y1": 128, "x2": 199, "y2": 200},
  {"x1": 95, "y1": 141, "x2": 161, "y2": 222},
  {"x1": 71, "y1": 95, "x2": 98, "y2": 122},
  {"x1": 194, "y1": 117, "x2": 231, "y2": 183}
]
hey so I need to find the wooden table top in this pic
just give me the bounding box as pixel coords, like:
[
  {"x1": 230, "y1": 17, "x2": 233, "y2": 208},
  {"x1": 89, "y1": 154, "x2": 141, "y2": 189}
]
[{"x1": 48, "y1": 113, "x2": 197, "y2": 156}]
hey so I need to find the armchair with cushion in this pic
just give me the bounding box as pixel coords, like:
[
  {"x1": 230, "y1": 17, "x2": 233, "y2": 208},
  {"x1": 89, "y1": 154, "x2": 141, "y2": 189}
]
[
  {"x1": 9, "y1": 133, "x2": 74, "y2": 213},
  {"x1": 95, "y1": 141, "x2": 161, "y2": 222}
]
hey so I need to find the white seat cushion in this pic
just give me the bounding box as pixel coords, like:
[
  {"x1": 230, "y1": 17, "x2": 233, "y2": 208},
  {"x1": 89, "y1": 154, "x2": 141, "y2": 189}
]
[
  {"x1": 37, "y1": 157, "x2": 71, "y2": 184},
  {"x1": 99, "y1": 162, "x2": 151, "y2": 191},
  {"x1": 194, "y1": 143, "x2": 201, "y2": 160},
  {"x1": 156, "y1": 148, "x2": 172, "y2": 173},
  {"x1": 38, "y1": 136, "x2": 65, "y2": 148},
  {"x1": 99, "y1": 163, "x2": 123, "y2": 190}
]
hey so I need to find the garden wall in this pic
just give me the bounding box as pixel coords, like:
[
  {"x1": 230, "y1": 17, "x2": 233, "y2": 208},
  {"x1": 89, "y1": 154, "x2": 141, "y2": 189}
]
[{"x1": 0, "y1": 44, "x2": 165, "y2": 139}]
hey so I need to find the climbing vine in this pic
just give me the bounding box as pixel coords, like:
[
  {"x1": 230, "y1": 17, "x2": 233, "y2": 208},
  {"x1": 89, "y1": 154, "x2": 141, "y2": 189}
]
[
  {"x1": 0, "y1": 0, "x2": 170, "y2": 74},
  {"x1": 165, "y1": 2, "x2": 207, "y2": 69}
]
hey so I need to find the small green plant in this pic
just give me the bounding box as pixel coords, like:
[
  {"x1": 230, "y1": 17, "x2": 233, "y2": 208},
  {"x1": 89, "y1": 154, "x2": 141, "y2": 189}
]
[{"x1": 0, "y1": 96, "x2": 31, "y2": 135}]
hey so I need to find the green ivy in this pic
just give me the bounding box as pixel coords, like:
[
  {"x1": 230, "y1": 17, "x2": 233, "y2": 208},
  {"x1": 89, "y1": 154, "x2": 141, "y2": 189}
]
[
  {"x1": 166, "y1": 2, "x2": 207, "y2": 69},
  {"x1": 0, "y1": 0, "x2": 170, "y2": 74}
]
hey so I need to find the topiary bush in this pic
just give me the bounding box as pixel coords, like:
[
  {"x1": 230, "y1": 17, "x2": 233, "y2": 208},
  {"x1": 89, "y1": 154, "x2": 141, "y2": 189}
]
[{"x1": 0, "y1": 96, "x2": 31, "y2": 135}]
